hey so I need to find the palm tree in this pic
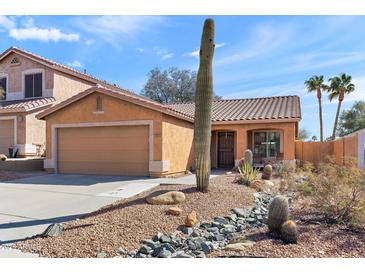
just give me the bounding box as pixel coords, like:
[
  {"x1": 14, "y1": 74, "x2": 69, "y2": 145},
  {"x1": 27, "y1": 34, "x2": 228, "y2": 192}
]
[
  {"x1": 304, "y1": 75, "x2": 328, "y2": 142},
  {"x1": 328, "y1": 73, "x2": 355, "y2": 140}
]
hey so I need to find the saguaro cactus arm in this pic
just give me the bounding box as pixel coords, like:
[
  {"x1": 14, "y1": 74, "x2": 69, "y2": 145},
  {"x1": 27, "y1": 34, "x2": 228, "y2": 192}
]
[{"x1": 194, "y1": 18, "x2": 215, "y2": 192}]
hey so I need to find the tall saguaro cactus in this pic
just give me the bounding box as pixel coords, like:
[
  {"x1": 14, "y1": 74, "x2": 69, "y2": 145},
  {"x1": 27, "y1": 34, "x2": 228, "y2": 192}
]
[{"x1": 194, "y1": 19, "x2": 215, "y2": 192}]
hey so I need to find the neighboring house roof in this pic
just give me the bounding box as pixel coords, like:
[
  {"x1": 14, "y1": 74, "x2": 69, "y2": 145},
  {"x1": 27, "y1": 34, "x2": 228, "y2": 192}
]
[
  {"x1": 36, "y1": 86, "x2": 194, "y2": 122},
  {"x1": 168, "y1": 95, "x2": 301, "y2": 122},
  {"x1": 0, "y1": 46, "x2": 162, "y2": 107},
  {"x1": 0, "y1": 97, "x2": 56, "y2": 113}
]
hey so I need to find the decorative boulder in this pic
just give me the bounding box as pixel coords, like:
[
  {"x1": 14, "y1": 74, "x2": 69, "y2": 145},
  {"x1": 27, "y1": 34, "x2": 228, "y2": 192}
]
[
  {"x1": 185, "y1": 210, "x2": 198, "y2": 227},
  {"x1": 281, "y1": 220, "x2": 299, "y2": 244},
  {"x1": 0, "y1": 154, "x2": 7, "y2": 161},
  {"x1": 42, "y1": 223, "x2": 64, "y2": 237},
  {"x1": 146, "y1": 191, "x2": 186, "y2": 205},
  {"x1": 167, "y1": 207, "x2": 183, "y2": 216},
  {"x1": 262, "y1": 164, "x2": 273, "y2": 180}
]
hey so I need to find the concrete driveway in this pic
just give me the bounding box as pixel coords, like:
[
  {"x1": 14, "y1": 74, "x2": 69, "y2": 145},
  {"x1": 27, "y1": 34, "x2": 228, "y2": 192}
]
[
  {"x1": 0, "y1": 170, "x2": 224, "y2": 247},
  {"x1": 0, "y1": 173, "x2": 168, "y2": 243}
]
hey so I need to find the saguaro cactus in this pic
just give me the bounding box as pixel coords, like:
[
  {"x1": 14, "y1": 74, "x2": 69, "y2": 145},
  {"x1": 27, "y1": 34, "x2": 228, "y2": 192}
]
[{"x1": 194, "y1": 18, "x2": 215, "y2": 192}]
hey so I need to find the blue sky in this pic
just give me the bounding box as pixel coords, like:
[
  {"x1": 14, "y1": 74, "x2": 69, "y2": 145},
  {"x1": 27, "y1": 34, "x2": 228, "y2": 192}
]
[{"x1": 1, "y1": 15, "x2": 365, "y2": 139}]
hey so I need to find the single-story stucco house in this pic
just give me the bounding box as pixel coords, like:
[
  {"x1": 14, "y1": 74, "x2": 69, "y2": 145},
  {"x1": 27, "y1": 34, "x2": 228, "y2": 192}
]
[{"x1": 36, "y1": 85, "x2": 301, "y2": 177}]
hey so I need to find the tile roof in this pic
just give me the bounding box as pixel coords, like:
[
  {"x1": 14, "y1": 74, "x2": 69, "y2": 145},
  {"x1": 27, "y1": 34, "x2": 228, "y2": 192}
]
[
  {"x1": 168, "y1": 95, "x2": 301, "y2": 121},
  {"x1": 0, "y1": 97, "x2": 56, "y2": 112},
  {"x1": 0, "y1": 47, "x2": 162, "y2": 107}
]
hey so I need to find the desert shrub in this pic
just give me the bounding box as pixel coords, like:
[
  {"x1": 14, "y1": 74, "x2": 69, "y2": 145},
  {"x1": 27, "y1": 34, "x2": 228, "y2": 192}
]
[
  {"x1": 0, "y1": 154, "x2": 7, "y2": 161},
  {"x1": 236, "y1": 162, "x2": 259, "y2": 185},
  {"x1": 275, "y1": 161, "x2": 295, "y2": 178},
  {"x1": 299, "y1": 158, "x2": 365, "y2": 229}
]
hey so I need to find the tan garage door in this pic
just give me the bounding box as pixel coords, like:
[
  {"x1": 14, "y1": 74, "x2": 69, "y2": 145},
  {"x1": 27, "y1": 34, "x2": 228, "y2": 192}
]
[
  {"x1": 57, "y1": 125, "x2": 149, "y2": 176},
  {"x1": 0, "y1": 119, "x2": 15, "y2": 156}
]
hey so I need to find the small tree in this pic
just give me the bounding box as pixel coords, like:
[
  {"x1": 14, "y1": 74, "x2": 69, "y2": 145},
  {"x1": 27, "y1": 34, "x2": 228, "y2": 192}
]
[
  {"x1": 298, "y1": 128, "x2": 310, "y2": 140},
  {"x1": 194, "y1": 18, "x2": 215, "y2": 192},
  {"x1": 338, "y1": 101, "x2": 365, "y2": 137},
  {"x1": 141, "y1": 67, "x2": 221, "y2": 104}
]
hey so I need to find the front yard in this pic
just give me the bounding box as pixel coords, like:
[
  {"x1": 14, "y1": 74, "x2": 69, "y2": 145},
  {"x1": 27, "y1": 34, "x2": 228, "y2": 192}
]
[{"x1": 12, "y1": 162, "x2": 365, "y2": 258}]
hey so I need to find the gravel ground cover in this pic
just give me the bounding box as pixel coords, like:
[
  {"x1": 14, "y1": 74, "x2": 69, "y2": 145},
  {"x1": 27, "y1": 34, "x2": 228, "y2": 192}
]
[
  {"x1": 15, "y1": 175, "x2": 255, "y2": 258},
  {"x1": 209, "y1": 206, "x2": 365, "y2": 258}
]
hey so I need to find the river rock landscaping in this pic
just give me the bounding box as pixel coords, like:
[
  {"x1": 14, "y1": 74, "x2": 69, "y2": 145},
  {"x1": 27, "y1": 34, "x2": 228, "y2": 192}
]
[{"x1": 13, "y1": 170, "x2": 365, "y2": 258}]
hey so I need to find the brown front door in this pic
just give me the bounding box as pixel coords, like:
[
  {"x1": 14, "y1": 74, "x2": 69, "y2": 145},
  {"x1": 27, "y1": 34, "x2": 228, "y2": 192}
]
[{"x1": 218, "y1": 132, "x2": 234, "y2": 168}]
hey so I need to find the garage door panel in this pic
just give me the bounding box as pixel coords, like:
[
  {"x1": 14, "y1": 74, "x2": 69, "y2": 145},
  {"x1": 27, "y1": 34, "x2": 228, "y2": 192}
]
[
  {"x1": 57, "y1": 125, "x2": 149, "y2": 176},
  {"x1": 0, "y1": 120, "x2": 15, "y2": 155},
  {"x1": 58, "y1": 149, "x2": 148, "y2": 162},
  {"x1": 58, "y1": 137, "x2": 149, "y2": 151},
  {"x1": 58, "y1": 162, "x2": 149, "y2": 176}
]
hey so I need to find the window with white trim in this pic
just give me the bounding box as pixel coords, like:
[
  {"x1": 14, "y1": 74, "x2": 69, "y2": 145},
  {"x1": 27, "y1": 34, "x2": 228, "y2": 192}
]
[
  {"x1": 0, "y1": 76, "x2": 6, "y2": 100},
  {"x1": 25, "y1": 73, "x2": 43, "y2": 98}
]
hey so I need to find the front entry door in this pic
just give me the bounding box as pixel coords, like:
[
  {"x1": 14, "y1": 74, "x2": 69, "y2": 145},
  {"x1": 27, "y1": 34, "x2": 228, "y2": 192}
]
[{"x1": 218, "y1": 132, "x2": 234, "y2": 168}]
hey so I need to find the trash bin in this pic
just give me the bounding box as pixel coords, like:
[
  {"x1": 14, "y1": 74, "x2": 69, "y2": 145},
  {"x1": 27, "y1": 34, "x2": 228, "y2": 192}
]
[{"x1": 8, "y1": 147, "x2": 18, "y2": 158}]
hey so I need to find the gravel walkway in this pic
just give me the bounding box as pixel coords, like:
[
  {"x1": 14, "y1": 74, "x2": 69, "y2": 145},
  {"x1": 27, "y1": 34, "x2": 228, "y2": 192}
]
[{"x1": 15, "y1": 175, "x2": 255, "y2": 258}]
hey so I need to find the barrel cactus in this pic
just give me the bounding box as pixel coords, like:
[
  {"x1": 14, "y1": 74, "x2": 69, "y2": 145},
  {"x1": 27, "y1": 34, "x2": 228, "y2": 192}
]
[
  {"x1": 194, "y1": 18, "x2": 215, "y2": 192},
  {"x1": 262, "y1": 164, "x2": 273, "y2": 180},
  {"x1": 268, "y1": 195, "x2": 289, "y2": 236},
  {"x1": 281, "y1": 220, "x2": 299, "y2": 244},
  {"x1": 244, "y1": 149, "x2": 253, "y2": 166}
]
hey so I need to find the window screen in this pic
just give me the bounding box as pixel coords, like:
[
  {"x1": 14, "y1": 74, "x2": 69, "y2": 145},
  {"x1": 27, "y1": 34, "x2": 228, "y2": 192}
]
[
  {"x1": 0, "y1": 77, "x2": 6, "y2": 100},
  {"x1": 25, "y1": 73, "x2": 42, "y2": 98}
]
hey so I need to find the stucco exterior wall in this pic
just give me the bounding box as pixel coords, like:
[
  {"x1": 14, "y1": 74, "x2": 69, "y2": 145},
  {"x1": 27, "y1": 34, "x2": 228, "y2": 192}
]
[
  {"x1": 212, "y1": 121, "x2": 296, "y2": 163},
  {"x1": 25, "y1": 109, "x2": 46, "y2": 146},
  {"x1": 162, "y1": 114, "x2": 194, "y2": 175},
  {"x1": 0, "y1": 52, "x2": 54, "y2": 100},
  {"x1": 53, "y1": 71, "x2": 94, "y2": 102},
  {"x1": 43, "y1": 92, "x2": 164, "y2": 172}
]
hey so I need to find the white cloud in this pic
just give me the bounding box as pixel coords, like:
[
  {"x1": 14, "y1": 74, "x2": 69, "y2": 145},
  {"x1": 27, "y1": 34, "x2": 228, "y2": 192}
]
[
  {"x1": 216, "y1": 24, "x2": 292, "y2": 65},
  {"x1": 0, "y1": 16, "x2": 79, "y2": 43},
  {"x1": 85, "y1": 39, "x2": 94, "y2": 46},
  {"x1": 67, "y1": 60, "x2": 82, "y2": 68},
  {"x1": 215, "y1": 42, "x2": 226, "y2": 48},
  {"x1": 75, "y1": 16, "x2": 165, "y2": 46},
  {"x1": 152, "y1": 46, "x2": 173, "y2": 61},
  {"x1": 161, "y1": 53, "x2": 174, "y2": 61},
  {"x1": 9, "y1": 27, "x2": 79, "y2": 42},
  {"x1": 0, "y1": 15, "x2": 15, "y2": 30},
  {"x1": 136, "y1": 47, "x2": 145, "y2": 53}
]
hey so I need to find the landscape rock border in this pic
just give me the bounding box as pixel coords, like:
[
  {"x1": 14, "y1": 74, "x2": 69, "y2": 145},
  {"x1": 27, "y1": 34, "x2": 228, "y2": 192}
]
[{"x1": 119, "y1": 192, "x2": 275, "y2": 258}]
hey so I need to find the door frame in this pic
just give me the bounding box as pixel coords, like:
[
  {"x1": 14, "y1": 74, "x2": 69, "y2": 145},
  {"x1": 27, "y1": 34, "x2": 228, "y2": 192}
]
[
  {"x1": 217, "y1": 131, "x2": 235, "y2": 168},
  {"x1": 46, "y1": 120, "x2": 153, "y2": 173}
]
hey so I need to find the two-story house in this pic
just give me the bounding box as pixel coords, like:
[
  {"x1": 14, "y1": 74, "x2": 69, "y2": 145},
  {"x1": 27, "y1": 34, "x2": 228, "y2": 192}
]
[{"x1": 0, "y1": 47, "x2": 125, "y2": 157}]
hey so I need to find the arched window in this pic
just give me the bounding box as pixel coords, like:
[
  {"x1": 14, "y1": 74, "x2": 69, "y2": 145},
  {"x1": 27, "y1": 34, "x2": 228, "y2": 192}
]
[{"x1": 96, "y1": 96, "x2": 102, "y2": 112}]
